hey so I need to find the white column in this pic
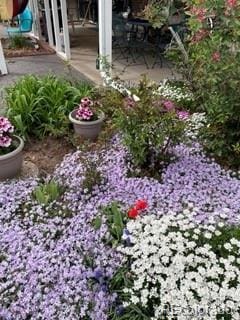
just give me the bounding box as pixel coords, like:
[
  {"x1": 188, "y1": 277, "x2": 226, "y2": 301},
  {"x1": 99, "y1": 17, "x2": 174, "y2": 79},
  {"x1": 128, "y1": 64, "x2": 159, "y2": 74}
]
[
  {"x1": 98, "y1": 0, "x2": 112, "y2": 70},
  {"x1": 0, "y1": 40, "x2": 8, "y2": 75},
  {"x1": 60, "y1": 0, "x2": 71, "y2": 59},
  {"x1": 44, "y1": 0, "x2": 54, "y2": 47},
  {"x1": 31, "y1": 0, "x2": 42, "y2": 39},
  {"x1": 51, "y1": 0, "x2": 61, "y2": 52}
]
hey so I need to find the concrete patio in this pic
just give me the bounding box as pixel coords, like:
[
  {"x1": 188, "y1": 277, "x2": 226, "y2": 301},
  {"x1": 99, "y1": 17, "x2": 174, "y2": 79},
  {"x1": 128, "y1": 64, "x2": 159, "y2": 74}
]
[{"x1": 69, "y1": 24, "x2": 178, "y2": 85}]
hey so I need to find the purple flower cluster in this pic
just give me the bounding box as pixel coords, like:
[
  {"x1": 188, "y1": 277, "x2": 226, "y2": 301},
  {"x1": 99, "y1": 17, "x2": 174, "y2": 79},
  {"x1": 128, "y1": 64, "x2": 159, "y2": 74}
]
[
  {"x1": 76, "y1": 97, "x2": 94, "y2": 121},
  {"x1": 0, "y1": 117, "x2": 14, "y2": 149},
  {"x1": 1, "y1": 136, "x2": 240, "y2": 319}
]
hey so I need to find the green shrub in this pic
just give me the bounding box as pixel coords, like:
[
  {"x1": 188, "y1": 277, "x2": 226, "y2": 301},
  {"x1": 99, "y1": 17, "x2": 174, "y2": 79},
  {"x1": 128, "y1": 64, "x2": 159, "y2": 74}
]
[
  {"x1": 170, "y1": 0, "x2": 240, "y2": 167},
  {"x1": 113, "y1": 78, "x2": 186, "y2": 172},
  {"x1": 6, "y1": 75, "x2": 92, "y2": 139}
]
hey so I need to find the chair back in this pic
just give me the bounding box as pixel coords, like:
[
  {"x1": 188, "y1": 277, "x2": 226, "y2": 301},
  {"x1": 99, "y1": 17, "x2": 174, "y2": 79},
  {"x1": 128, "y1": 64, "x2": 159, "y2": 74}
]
[{"x1": 19, "y1": 7, "x2": 33, "y2": 32}]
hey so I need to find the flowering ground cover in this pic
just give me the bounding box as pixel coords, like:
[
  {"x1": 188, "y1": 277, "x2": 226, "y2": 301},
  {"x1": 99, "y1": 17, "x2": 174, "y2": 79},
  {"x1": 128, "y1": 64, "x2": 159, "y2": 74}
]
[{"x1": 1, "y1": 130, "x2": 240, "y2": 319}]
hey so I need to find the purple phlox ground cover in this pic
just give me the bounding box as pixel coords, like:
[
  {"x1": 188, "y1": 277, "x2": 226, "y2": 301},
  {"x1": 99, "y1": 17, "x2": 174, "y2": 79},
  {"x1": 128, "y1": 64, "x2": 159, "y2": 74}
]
[{"x1": 0, "y1": 136, "x2": 240, "y2": 319}]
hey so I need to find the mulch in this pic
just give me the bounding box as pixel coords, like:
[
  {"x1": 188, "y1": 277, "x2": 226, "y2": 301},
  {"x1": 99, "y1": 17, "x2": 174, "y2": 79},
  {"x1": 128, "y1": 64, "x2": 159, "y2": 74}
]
[{"x1": 2, "y1": 38, "x2": 55, "y2": 58}]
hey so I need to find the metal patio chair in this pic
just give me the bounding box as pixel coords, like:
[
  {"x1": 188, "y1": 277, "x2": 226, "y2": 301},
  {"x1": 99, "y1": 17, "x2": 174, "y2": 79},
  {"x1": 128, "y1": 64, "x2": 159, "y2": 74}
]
[{"x1": 7, "y1": 7, "x2": 33, "y2": 36}]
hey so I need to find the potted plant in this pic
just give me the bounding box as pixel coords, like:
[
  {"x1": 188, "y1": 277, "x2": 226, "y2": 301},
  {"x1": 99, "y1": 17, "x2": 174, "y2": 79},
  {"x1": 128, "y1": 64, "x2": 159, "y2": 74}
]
[
  {"x1": 0, "y1": 116, "x2": 24, "y2": 180},
  {"x1": 69, "y1": 97, "x2": 105, "y2": 140}
]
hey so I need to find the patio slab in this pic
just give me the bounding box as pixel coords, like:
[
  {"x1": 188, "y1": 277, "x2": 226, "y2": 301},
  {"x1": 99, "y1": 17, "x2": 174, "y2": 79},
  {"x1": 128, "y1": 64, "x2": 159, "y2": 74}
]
[{"x1": 69, "y1": 24, "x2": 179, "y2": 85}]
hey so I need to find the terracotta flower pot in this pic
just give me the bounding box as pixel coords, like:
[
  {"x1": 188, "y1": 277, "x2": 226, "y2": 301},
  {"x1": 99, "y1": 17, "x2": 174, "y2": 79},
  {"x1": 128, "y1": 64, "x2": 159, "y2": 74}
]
[
  {"x1": 69, "y1": 110, "x2": 105, "y2": 140},
  {"x1": 0, "y1": 135, "x2": 24, "y2": 181}
]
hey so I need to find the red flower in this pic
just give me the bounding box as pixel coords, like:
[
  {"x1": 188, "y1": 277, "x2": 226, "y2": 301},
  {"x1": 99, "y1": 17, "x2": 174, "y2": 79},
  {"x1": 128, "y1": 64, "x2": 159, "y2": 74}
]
[
  {"x1": 128, "y1": 207, "x2": 139, "y2": 219},
  {"x1": 227, "y1": 0, "x2": 237, "y2": 8},
  {"x1": 135, "y1": 199, "x2": 148, "y2": 211}
]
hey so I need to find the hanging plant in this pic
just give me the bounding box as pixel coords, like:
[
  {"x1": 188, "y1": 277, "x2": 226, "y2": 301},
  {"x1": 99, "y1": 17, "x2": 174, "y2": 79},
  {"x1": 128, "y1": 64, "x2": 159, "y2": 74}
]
[
  {"x1": 144, "y1": 0, "x2": 173, "y2": 28},
  {"x1": 144, "y1": 0, "x2": 186, "y2": 28}
]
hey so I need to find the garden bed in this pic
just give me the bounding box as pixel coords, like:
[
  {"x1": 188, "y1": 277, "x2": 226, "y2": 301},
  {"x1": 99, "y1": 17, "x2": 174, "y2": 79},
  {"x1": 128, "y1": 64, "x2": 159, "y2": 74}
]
[
  {"x1": 23, "y1": 136, "x2": 75, "y2": 175},
  {"x1": 2, "y1": 37, "x2": 55, "y2": 58}
]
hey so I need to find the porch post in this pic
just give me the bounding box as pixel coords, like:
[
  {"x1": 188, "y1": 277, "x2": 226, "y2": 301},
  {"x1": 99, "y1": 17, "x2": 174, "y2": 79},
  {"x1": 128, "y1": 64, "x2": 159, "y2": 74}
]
[
  {"x1": 51, "y1": 0, "x2": 61, "y2": 52},
  {"x1": 60, "y1": 0, "x2": 71, "y2": 59},
  {"x1": 44, "y1": 0, "x2": 54, "y2": 47},
  {"x1": 30, "y1": 0, "x2": 42, "y2": 39},
  {"x1": 98, "y1": 0, "x2": 112, "y2": 70},
  {"x1": 0, "y1": 40, "x2": 8, "y2": 75}
]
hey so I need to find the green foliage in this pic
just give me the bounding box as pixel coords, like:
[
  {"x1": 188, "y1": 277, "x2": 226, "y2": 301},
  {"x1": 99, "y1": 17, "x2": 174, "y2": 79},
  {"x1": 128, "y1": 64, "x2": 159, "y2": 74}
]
[
  {"x1": 144, "y1": 0, "x2": 185, "y2": 28},
  {"x1": 6, "y1": 75, "x2": 92, "y2": 139},
  {"x1": 170, "y1": 0, "x2": 240, "y2": 167},
  {"x1": 32, "y1": 180, "x2": 65, "y2": 205},
  {"x1": 113, "y1": 78, "x2": 186, "y2": 171},
  {"x1": 9, "y1": 35, "x2": 29, "y2": 49},
  {"x1": 81, "y1": 157, "x2": 104, "y2": 193},
  {"x1": 92, "y1": 202, "x2": 126, "y2": 247}
]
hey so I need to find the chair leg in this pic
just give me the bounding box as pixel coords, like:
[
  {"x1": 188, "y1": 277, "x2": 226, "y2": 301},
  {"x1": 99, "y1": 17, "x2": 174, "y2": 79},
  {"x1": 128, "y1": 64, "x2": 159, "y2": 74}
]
[{"x1": 152, "y1": 51, "x2": 163, "y2": 69}]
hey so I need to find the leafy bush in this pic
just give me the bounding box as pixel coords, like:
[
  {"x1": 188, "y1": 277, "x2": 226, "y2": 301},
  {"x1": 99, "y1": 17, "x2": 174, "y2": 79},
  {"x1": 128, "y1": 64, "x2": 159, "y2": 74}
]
[
  {"x1": 113, "y1": 78, "x2": 187, "y2": 172},
  {"x1": 6, "y1": 75, "x2": 92, "y2": 139},
  {"x1": 171, "y1": 0, "x2": 240, "y2": 167}
]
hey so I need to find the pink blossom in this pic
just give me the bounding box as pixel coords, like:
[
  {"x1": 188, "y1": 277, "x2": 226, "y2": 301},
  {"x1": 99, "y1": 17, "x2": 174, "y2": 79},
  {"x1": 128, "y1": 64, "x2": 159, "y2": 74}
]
[
  {"x1": 191, "y1": 6, "x2": 207, "y2": 22},
  {"x1": 163, "y1": 100, "x2": 175, "y2": 111},
  {"x1": 0, "y1": 117, "x2": 14, "y2": 134},
  {"x1": 191, "y1": 29, "x2": 209, "y2": 43},
  {"x1": 75, "y1": 97, "x2": 95, "y2": 121},
  {"x1": 0, "y1": 135, "x2": 12, "y2": 147},
  {"x1": 227, "y1": 0, "x2": 237, "y2": 7},
  {"x1": 76, "y1": 106, "x2": 94, "y2": 121},
  {"x1": 177, "y1": 111, "x2": 190, "y2": 120}
]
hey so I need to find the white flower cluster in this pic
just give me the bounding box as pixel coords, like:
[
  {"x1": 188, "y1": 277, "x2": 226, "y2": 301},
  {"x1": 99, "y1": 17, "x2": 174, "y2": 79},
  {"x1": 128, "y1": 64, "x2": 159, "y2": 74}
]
[
  {"x1": 185, "y1": 112, "x2": 207, "y2": 141},
  {"x1": 101, "y1": 71, "x2": 140, "y2": 102},
  {"x1": 119, "y1": 210, "x2": 240, "y2": 320},
  {"x1": 157, "y1": 81, "x2": 193, "y2": 103}
]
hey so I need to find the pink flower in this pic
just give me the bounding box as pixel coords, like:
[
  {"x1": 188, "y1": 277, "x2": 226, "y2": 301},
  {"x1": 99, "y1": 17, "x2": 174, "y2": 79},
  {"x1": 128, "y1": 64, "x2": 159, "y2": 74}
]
[
  {"x1": 0, "y1": 135, "x2": 12, "y2": 148},
  {"x1": 227, "y1": 0, "x2": 237, "y2": 7},
  {"x1": 76, "y1": 106, "x2": 93, "y2": 121},
  {"x1": 177, "y1": 111, "x2": 190, "y2": 120},
  {"x1": 191, "y1": 6, "x2": 207, "y2": 22},
  {"x1": 123, "y1": 97, "x2": 136, "y2": 109},
  {"x1": 163, "y1": 100, "x2": 175, "y2": 111},
  {"x1": 0, "y1": 117, "x2": 14, "y2": 134},
  {"x1": 212, "y1": 51, "x2": 221, "y2": 62},
  {"x1": 191, "y1": 29, "x2": 209, "y2": 43},
  {"x1": 75, "y1": 97, "x2": 96, "y2": 121}
]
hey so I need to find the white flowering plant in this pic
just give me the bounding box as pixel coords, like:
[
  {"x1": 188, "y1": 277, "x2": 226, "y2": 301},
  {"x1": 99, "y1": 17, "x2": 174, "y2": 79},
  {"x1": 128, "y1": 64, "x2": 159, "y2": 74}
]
[
  {"x1": 156, "y1": 80, "x2": 194, "y2": 110},
  {"x1": 111, "y1": 208, "x2": 240, "y2": 320}
]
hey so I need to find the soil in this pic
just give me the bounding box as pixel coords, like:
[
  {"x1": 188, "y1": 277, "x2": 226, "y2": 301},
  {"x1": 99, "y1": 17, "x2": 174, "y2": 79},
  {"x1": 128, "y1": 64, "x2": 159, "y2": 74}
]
[
  {"x1": 2, "y1": 38, "x2": 55, "y2": 58},
  {"x1": 23, "y1": 136, "x2": 76, "y2": 176}
]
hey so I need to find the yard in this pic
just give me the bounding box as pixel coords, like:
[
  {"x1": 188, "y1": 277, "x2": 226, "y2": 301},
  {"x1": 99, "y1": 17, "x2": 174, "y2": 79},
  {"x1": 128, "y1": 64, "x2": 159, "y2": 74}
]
[{"x1": 0, "y1": 0, "x2": 240, "y2": 319}]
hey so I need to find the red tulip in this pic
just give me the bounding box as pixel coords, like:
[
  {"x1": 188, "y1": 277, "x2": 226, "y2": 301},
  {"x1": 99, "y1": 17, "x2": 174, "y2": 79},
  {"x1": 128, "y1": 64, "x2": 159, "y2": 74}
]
[
  {"x1": 135, "y1": 199, "x2": 148, "y2": 211},
  {"x1": 128, "y1": 207, "x2": 139, "y2": 219}
]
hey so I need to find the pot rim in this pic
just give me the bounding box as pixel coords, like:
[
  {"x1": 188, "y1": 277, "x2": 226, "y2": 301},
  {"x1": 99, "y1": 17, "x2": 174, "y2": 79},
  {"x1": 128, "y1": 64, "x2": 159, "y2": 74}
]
[
  {"x1": 69, "y1": 109, "x2": 105, "y2": 126},
  {"x1": 0, "y1": 135, "x2": 24, "y2": 161}
]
